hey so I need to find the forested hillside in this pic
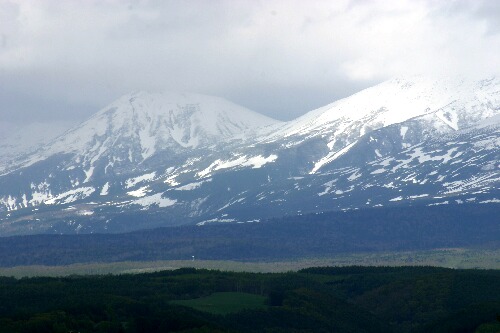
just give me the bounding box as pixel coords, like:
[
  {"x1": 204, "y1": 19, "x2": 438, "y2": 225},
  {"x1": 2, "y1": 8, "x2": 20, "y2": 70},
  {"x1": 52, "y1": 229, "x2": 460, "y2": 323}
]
[
  {"x1": 0, "y1": 204, "x2": 498, "y2": 266},
  {"x1": 0, "y1": 266, "x2": 498, "y2": 332}
]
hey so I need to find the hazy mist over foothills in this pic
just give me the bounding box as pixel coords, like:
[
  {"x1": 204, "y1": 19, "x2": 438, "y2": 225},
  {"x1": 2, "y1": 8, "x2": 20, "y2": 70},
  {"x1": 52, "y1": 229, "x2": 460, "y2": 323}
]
[{"x1": 1, "y1": 0, "x2": 499, "y2": 125}]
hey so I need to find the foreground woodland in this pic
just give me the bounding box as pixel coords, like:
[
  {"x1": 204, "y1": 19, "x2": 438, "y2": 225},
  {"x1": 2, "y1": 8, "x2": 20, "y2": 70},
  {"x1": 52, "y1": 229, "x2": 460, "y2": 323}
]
[{"x1": 0, "y1": 266, "x2": 499, "y2": 332}]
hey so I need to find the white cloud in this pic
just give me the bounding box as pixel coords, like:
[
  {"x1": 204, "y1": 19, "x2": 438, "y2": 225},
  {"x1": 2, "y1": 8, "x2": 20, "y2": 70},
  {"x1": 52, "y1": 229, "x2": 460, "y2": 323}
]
[{"x1": 0, "y1": 0, "x2": 498, "y2": 122}]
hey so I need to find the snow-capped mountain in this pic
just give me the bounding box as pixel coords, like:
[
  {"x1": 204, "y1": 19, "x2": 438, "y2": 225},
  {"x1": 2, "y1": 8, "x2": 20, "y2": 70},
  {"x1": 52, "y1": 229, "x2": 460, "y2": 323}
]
[
  {"x1": 1, "y1": 91, "x2": 279, "y2": 175},
  {"x1": 0, "y1": 77, "x2": 498, "y2": 235},
  {"x1": 204, "y1": 114, "x2": 500, "y2": 221},
  {"x1": 261, "y1": 76, "x2": 499, "y2": 173}
]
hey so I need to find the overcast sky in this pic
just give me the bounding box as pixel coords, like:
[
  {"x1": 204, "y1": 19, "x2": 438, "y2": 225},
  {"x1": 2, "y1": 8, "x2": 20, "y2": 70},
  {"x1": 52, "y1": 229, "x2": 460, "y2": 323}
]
[{"x1": 1, "y1": 0, "x2": 499, "y2": 124}]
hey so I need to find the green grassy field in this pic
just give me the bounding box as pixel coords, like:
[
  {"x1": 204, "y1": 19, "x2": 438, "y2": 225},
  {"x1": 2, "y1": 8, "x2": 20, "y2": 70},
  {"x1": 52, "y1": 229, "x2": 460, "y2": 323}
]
[
  {"x1": 171, "y1": 292, "x2": 267, "y2": 315},
  {"x1": 0, "y1": 248, "x2": 498, "y2": 278}
]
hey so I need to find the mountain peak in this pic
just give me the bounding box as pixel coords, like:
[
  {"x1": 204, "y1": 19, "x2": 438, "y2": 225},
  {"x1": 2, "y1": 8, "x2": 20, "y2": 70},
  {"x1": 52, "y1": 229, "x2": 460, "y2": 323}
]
[
  {"x1": 106, "y1": 90, "x2": 279, "y2": 150},
  {"x1": 265, "y1": 76, "x2": 499, "y2": 141},
  {"x1": 0, "y1": 77, "x2": 499, "y2": 235},
  {"x1": 7, "y1": 91, "x2": 280, "y2": 174}
]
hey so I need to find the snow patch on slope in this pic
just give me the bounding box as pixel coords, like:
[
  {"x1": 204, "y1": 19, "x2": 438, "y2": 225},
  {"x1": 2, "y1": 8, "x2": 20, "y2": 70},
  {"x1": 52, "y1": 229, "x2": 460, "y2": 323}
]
[
  {"x1": 311, "y1": 142, "x2": 356, "y2": 174},
  {"x1": 175, "y1": 179, "x2": 212, "y2": 191},
  {"x1": 197, "y1": 154, "x2": 278, "y2": 178},
  {"x1": 126, "y1": 172, "x2": 157, "y2": 188},
  {"x1": 45, "y1": 187, "x2": 95, "y2": 205},
  {"x1": 130, "y1": 193, "x2": 176, "y2": 208},
  {"x1": 127, "y1": 186, "x2": 150, "y2": 198},
  {"x1": 100, "y1": 182, "x2": 110, "y2": 196}
]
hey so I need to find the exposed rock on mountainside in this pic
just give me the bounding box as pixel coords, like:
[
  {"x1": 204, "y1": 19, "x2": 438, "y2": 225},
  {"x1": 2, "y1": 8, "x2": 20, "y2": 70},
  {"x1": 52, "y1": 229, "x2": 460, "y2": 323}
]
[{"x1": 0, "y1": 77, "x2": 498, "y2": 235}]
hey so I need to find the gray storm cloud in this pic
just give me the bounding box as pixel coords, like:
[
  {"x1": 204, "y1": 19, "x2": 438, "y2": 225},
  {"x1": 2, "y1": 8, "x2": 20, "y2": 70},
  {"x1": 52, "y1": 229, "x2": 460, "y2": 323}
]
[{"x1": 0, "y1": 0, "x2": 499, "y2": 123}]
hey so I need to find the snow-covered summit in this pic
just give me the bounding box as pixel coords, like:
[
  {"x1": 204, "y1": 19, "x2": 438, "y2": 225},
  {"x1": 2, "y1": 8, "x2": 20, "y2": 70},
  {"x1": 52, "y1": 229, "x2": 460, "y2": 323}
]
[
  {"x1": 55, "y1": 91, "x2": 279, "y2": 153},
  {"x1": 0, "y1": 76, "x2": 498, "y2": 235},
  {"x1": 259, "y1": 76, "x2": 499, "y2": 173},
  {"x1": 266, "y1": 76, "x2": 499, "y2": 142},
  {"x1": 8, "y1": 91, "x2": 280, "y2": 172}
]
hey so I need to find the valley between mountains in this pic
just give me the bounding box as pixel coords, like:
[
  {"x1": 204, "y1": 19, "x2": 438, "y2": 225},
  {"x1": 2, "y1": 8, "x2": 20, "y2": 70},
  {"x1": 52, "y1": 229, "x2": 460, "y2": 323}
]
[{"x1": 0, "y1": 76, "x2": 499, "y2": 236}]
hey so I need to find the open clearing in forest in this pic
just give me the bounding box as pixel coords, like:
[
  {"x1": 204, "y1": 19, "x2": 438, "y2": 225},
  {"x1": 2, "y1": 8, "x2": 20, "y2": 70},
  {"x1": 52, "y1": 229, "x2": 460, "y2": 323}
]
[{"x1": 171, "y1": 292, "x2": 267, "y2": 315}]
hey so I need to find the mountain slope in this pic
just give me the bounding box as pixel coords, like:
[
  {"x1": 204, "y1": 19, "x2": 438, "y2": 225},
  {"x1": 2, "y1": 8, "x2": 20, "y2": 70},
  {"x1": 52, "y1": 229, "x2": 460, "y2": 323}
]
[
  {"x1": 0, "y1": 77, "x2": 498, "y2": 235},
  {"x1": 2, "y1": 91, "x2": 279, "y2": 175},
  {"x1": 260, "y1": 76, "x2": 499, "y2": 173},
  {"x1": 0, "y1": 121, "x2": 75, "y2": 169},
  {"x1": 0, "y1": 91, "x2": 279, "y2": 209},
  {"x1": 204, "y1": 115, "x2": 500, "y2": 222}
]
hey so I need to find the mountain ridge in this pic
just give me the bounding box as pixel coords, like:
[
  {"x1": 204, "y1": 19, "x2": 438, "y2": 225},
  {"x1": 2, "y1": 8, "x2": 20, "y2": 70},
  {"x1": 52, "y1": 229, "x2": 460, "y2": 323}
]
[
  {"x1": 0, "y1": 76, "x2": 498, "y2": 235},
  {"x1": 2, "y1": 91, "x2": 280, "y2": 174}
]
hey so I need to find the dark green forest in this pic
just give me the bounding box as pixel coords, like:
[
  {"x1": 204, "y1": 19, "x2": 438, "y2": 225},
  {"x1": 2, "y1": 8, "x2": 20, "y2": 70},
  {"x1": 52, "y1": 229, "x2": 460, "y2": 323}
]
[
  {"x1": 0, "y1": 204, "x2": 498, "y2": 266},
  {"x1": 0, "y1": 266, "x2": 499, "y2": 332}
]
